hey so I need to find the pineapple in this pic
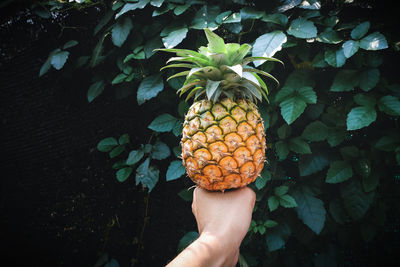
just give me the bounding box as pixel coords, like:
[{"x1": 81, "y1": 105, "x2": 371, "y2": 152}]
[{"x1": 157, "y1": 29, "x2": 282, "y2": 191}]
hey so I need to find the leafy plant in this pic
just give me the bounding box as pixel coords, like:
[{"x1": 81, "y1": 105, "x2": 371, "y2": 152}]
[{"x1": 37, "y1": 0, "x2": 399, "y2": 265}]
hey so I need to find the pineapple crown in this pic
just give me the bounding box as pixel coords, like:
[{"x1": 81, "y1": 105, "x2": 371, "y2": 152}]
[{"x1": 156, "y1": 29, "x2": 283, "y2": 102}]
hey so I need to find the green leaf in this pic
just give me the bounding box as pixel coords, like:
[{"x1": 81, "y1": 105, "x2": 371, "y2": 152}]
[
  {"x1": 190, "y1": 5, "x2": 220, "y2": 30},
  {"x1": 178, "y1": 188, "x2": 193, "y2": 202},
  {"x1": 302, "y1": 121, "x2": 328, "y2": 141},
  {"x1": 174, "y1": 4, "x2": 191, "y2": 16},
  {"x1": 353, "y1": 93, "x2": 376, "y2": 107},
  {"x1": 261, "y1": 13, "x2": 288, "y2": 26},
  {"x1": 112, "y1": 160, "x2": 126, "y2": 170},
  {"x1": 275, "y1": 141, "x2": 289, "y2": 160},
  {"x1": 116, "y1": 167, "x2": 133, "y2": 182},
  {"x1": 279, "y1": 96, "x2": 307, "y2": 124},
  {"x1": 50, "y1": 51, "x2": 70, "y2": 70},
  {"x1": 240, "y1": 7, "x2": 264, "y2": 20},
  {"x1": 324, "y1": 49, "x2": 346, "y2": 68},
  {"x1": 359, "y1": 32, "x2": 388, "y2": 50},
  {"x1": 205, "y1": 80, "x2": 222, "y2": 99},
  {"x1": 297, "y1": 87, "x2": 317, "y2": 104},
  {"x1": 115, "y1": 0, "x2": 150, "y2": 19},
  {"x1": 346, "y1": 106, "x2": 377, "y2": 130},
  {"x1": 177, "y1": 231, "x2": 199, "y2": 252},
  {"x1": 144, "y1": 35, "x2": 163, "y2": 58},
  {"x1": 266, "y1": 224, "x2": 290, "y2": 252},
  {"x1": 342, "y1": 40, "x2": 360, "y2": 58},
  {"x1": 279, "y1": 195, "x2": 298, "y2": 208},
  {"x1": 150, "y1": 0, "x2": 164, "y2": 8},
  {"x1": 126, "y1": 150, "x2": 144, "y2": 165},
  {"x1": 265, "y1": 220, "x2": 278, "y2": 228},
  {"x1": 340, "y1": 146, "x2": 359, "y2": 160},
  {"x1": 204, "y1": 28, "x2": 226, "y2": 54},
  {"x1": 329, "y1": 198, "x2": 346, "y2": 225},
  {"x1": 151, "y1": 141, "x2": 171, "y2": 160},
  {"x1": 287, "y1": 18, "x2": 317, "y2": 39},
  {"x1": 285, "y1": 70, "x2": 315, "y2": 88},
  {"x1": 268, "y1": 196, "x2": 280, "y2": 212},
  {"x1": 341, "y1": 180, "x2": 374, "y2": 220},
  {"x1": 111, "y1": 73, "x2": 128, "y2": 85},
  {"x1": 39, "y1": 57, "x2": 52, "y2": 77},
  {"x1": 137, "y1": 74, "x2": 164, "y2": 105},
  {"x1": 359, "y1": 68, "x2": 380, "y2": 91},
  {"x1": 109, "y1": 145, "x2": 125, "y2": 158},
  {"x1": 97, "y1": 137, "x2": 118, "y2": 152},
  {"x1": 299, "y1": 150, "x2": 331, "y2": 176},
  {"x1": 162, "y1": 27, "x2": 188, "y2": 49},
  {"x1": 252, "y1": 31, "x2": 287, "y2": 67},
  {"x1": 277, "y1": 124, "x2": 291, "y2": 139},
  {"x1": 166, "y1": 160, "x2": 185, "y2": 181},
  {"x1": 289, "y1": 137, "x2": 312, "y2": 154},
  {"x1": 330, "y1": 69, "x2": 358, "y2": 92},
  {"x1": 118, "y1": 133, "x2": 129, "y2": 145},
  {"x1": 87, "y1": 80, "x2": 105, "y2": 103},
  {"x1": 326, "y1": 160, "x2": 353, "y2": 184},
  {"x1": 148, "y1": 113, "x2": 178, "y2": 132},
  {"x1": 136, "y1": 158, "x2": 159, "y2": 192},
  {"x1": 274, "y1": 185, "x2": 289, "y2": 196},
  {"x1": 362, "y1": 171, "x2": 379, "y2": 193},
  {"x1": 316, "y1": 29, "x2": 343, "y2": 44},
  {"x1": 374, "y1": 134, "x2": 400, "y2": 151},
  {"x1": 292, "y1": 186, "x2": 326, "y2": 234},
  {"x1": 255, "y1": 169, "x2": 271, "y2": 190},
  {"x1": 351, "y1": 21, "x2": 370, "y2": 40},
  {"x1": 378, "y1": 95, "x2": 400, "y2": 116},
  {"x1": 63, "y1": 40, "x2": 78, "y2": 49},
  {"x1": 274, "y1": 86, "x2": 295, "y2": 103},
  {"x1": 327, "y1": 127, "x2": 346, "y2": 147},
  {"x1": 111, "y1": 17, "x2": 133, "y2": 47}
]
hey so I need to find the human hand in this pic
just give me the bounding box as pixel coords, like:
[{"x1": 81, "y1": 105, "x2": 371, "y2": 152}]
[{"x1": 191, "y1": 187, "x2": 256, "y2": 266}]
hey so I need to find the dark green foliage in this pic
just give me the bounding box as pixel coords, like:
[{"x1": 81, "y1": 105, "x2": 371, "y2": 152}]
[{"x1": 38, "y1": 0, "x2": 399, "y2": 265}]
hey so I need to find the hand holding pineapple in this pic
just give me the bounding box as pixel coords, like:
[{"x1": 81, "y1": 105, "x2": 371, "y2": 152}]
[
  {"x1": 167, "y1": 187, "x2": 256, "y2": 267},
  {"x1": 158, "y1": 29, "x2": 281, "y2": 191}
]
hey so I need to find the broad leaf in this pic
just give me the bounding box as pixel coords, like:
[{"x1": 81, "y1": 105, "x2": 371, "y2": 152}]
[
  {"x1": 275, "y1": 141, "x2": 289, "y2": 160},
  {"x1": 353, "y1": 93, "x2": 376, "y2": 107},
  {"x1": 126, "y1": 150, "x2": 145, "y2": 165},
  {"x1": 116, "y1": 167, "x2": 133, "y2": 182},
  {"x1": 359, "y1": 32, "x2": 388, "y2": 50},
  {"x1": 111, "y1": 73, "x2": 127, "y2": 85},
  {"x1": 279, "y1": 194, "x2": 298, "y2": 208},
  {"x1": 330, "y1": 69, "x2": 358, "y2": 92},
  {"x1": 137, "y1": 74, "x2": 164, "y2": 105},
  {"x1": 109, "y1": 145, "x2": 125, "y2": 158},
  {"x1": 252, "y1": 31, "x2": 287, "y2": 67},
  {"x1": 190, "y1": 5, "x2": 220, "y2": 30},
  {"x1": 63, "y1": 40, "x2": 79, "y2": 49},
  {"x1": 342, "y1": 40, "x2": 359, "y2": 58},
  {"x1": 374, "y1": 133, "x2": 400, "y2": 152},
  {"x1": 116, "y1": 0, "x2": 150, "y2": 19},
  {"x1": 162, "y1": 27, "x2": 188, "y2": 49},
  {"x1": 50, "y1": 51, "x2": 70, "y2": 70},
  {"x1": 341, "y1": 180, "x2": 374, "y2": 220},
  {"x1": 326, "y1": 160, "x2": 353, "y2": 183},
  {"x1": 302, "y1": 121, "x2": 328, "y2": 141},
  {"x1": 378, "y1": 95, "x2": 400, "y2": 116},
  {"x1": 363, "y1": 171, "x2": 379, "y2": 193},
  {"x1": 279, "y1": 96, "x2": 307, "y2": 124},
  {"x1": 166, "y1": 160, "x2": 185, "y2": 181},
  {"x1": 87, "y1": 80, "x2": 105, "y2": 103},
  {"x1": 327, "y1": 127, "x2": 346, "y2": 147},
  {"x1": 136, "y1": 158, "x2": 159, "y2": 192},
  {"x1": 359, "y1": 68, "x2": 380, "y2": 91},
  {"x1": 275, "y1": 186, "x2": 289, "y2": 196},
  {"x1": 289, "y1": 137, "x2": 312, "y2": 154},
  {"x1": 111, "y1": 17, "x2": 133, "y2": 47},
  {"x1": 346, "y1": 106, "x2": 377, "y2": 130},
  {"x1": 292, "y1": 186, "x2": 326, "y2": 234},
  {"x1": 97, "y1": 137, "x2": 118, "y2": 152},
  {"x1": 151, "y1": 141, "x2": 171, "y2": 160},
  {"x1": 148, "y1": 113, "x2": 178, "y2": 132},
  {"x1": 261, "y1": 13, "x2": 288, "y2": 26},
  {"x1": 240, "y1": 7, "x2": 264, "y2": 20},
  {"x1": 297, "y1": 86, "x2": 317, "y2": 104},
  {"x1": 287, "y1": 18, "x2": 317, "y2": 39},
  {"x1": 299, "y1": 150, "x2": 331, "y2": 176},
  {"x1": 351, "y1": 21, "x2": 370, "y2": 40},
  {"x1": 317, "y1": 29, "x2": 342, "y2": 44},
  {"x1": 268, "y1": 196, "x2": 280, "y2": 212},
  {"x1": 324, "y1": 49, "x2": 346, "y2": 68},
  {"x1": 255, "y1": 169, "x2": 271, "y2": 189},
  {"x1": 266, "y1": 224, "x2": 291, "y2": 252}
]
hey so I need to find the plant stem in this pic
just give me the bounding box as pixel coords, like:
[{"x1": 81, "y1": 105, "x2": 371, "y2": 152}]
[{"x1": 132, "y1": 191, "x2": 150, "y2": 267}]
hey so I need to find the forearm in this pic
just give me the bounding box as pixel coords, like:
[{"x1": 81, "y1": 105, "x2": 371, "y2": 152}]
[{"x1": 166, "y1": 232, "x2": 238, "y2": 267}]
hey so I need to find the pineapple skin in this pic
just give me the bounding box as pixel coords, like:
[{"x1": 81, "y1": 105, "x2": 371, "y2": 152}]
[{"x1": 181, "y1": 98, "x2": 266, "y2": 191}]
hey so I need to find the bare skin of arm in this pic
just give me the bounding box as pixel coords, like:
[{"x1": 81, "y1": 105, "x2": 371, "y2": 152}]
[{"x1": 166, "y1": 187, "x2": 256, "y2": 267}]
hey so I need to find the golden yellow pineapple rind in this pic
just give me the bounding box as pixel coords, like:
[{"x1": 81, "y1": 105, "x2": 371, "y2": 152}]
[{"x1": 181, "y1": 98, "x2": 266, "y2": 191}]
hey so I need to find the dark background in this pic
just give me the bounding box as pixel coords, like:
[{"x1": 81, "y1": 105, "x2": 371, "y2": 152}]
[
  {"x1": 0, "y1": 3, "x2": 195, "y2": 266},
  {"x1": 1, "y1": 1, "x2": 400, "y2": 266}
]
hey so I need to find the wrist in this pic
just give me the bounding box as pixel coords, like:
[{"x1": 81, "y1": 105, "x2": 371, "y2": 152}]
[{"x1": 198, "y1": 231, "x2": 238, "y2": 267}]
